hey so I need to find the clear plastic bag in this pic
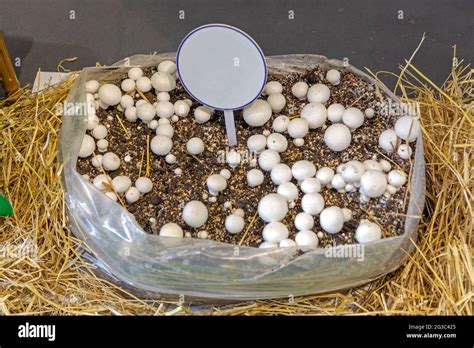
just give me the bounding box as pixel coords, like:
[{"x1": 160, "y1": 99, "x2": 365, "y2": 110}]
[{"x1": 59, "y1": 54, "x2": 425, "y2": 300}]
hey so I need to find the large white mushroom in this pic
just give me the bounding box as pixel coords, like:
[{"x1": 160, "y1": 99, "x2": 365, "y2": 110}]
[
  {"x1": 307, "y1": 83, "x2": 331, "y2": 104},
  {"x1": 262, "y1": 222, "x2": 289, "y2": 242},
  {"x1": 159, "y1": 222, "x2": 183, "y2": 238},
  {"x1": 258, "y1": 193, "x2": 288, "y2": 222},
  {"x1": 98, "y1": 84, "x2": 121, "y2": 106},
  {"x1": 295, "y1": 230, "x2": 319, "y2": 249},
  {"x1": 394, "y1": 116, "x2": 420, "y2": 142},
  {"x1": 243, "y1": 99, "x2": 272, "y2": 127},
  {"x1": 79, "y1": 134, "x2": 96, "y2": 158},
  {"x1": 324, "y1": 124, "x2": 352, "y2": 151},
  {"x1": 182, "y1": 201, "x2": 208, "y2": 228},
  {"x1": 270, "y1": 163, "x2": 292, "y2": 185},
  {"x1": 360, "y1": 170, "x2": 387, "y2": 198},
  {"x1": 355, "y1": 220, "x2": 382, "y2": 244},
  {"x1": 301, "y1": 102, "x2": 327, "y2": 129},
  {"x1": 319, "y1": 206, "x2": 345, "y2": 234},
  {"x1": 291, "y1": 160, "x2": 316, "y2": 181},
  {"x1": 258, "y1": 149, "x2": 281, "y2": 171},
  {"x1": 301, "y1": 193, "x2": 325, "y2": 216}
]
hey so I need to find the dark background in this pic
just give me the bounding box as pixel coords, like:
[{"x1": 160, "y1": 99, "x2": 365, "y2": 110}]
[{"x1": 0, "y1": 0, "x2": 473, "y2": 93}]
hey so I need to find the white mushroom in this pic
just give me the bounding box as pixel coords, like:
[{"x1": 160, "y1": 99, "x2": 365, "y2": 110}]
[
  {"x1": 262, "y1": 222, "x2": 289, "y2": 242},
  {"x1": 136, "y1": 103, "x2": 156, "y2": 123},
  {"x1": 91, "y1": 154, "x2": 103, "y2": 168},
  {"x1": 136, "y1": 76, "x2": 152, "y2": 92},
  {"x1": 287, "y1": 118, "x2": 309, "y2": 139},
  {"x1": 397, "y1": 144, "x2": 413, "y2": 159},
  {"x1": 112, "y1": 175, "x2": 132, "y2": 193},
  {"x1": 98, "y1": 84, "x2": 121, "y2": 106},
  {"x1": 301, "y1": 193, "x2": 325, "y2": 216},
  {"x1": 258, "y1": 149, "x2": 281, "y2": 171},
  {"x1": 341, "y1": 208, "x2": 352, "y2": 222},
  {"x1": 158, "y1": 60, "x2": 177, "y2": 74},
  {"x1": 151, "y1": 71, "x2": 176, "y2": 92},
  {"x1": 294, "y1": 212, "x2": 314, "y2": 231},
  {"x1": 125, "y1": 106, "x2": 137, "y2": 122},
  {"x1": 330, "y1": 173, "x2": 346, "y2": 190},
  {"x1": 259, "y1": 241, "x2": 278, "y2": 249},
  {"x1": 220, "y1": 169, "x2": 231, "y2": 180},
  {"x1": 150, "y1": 135, "x2": 173, "y2": 156},
  {"x1": 291, "y1": 81, "x2": 309, "y2": 100},
  {"x1": 300, "y1": 177, "x2": 321, "y2": 193},
  {"x1": 301, "y1": 102, "x2": 327, "y2": 129},
  {"x1": 102, "y1": 152, "x2": 121, "y2": 171},
  {"x1": 270, "y1": 163, "x2": 292, "y2": 185},
  {"x1": 291, "y1": 160, "x2": 316, "y2": 181},
  {"x1": 394, "y1": 116, "x2": 420, "y2": 142},
  {"x1": 326, "y1": 69, "x2": 341, "y2": 85},
  {"x1": 86, "y1": 115, "x2": 100, "y2": 130},
  {"x1": 194, "y1": 106, "x2": 214, "y2": 124},
  {"x1": 364, "y1": 108, "x2": 375, "y2": 118},
  {"x1": 316, "y1": 167, "x2": 335, "y2": 185},
  {"x1": 225, "y1": 214, "x2": 245, "y2": 234},
  {"x1": 159, "y1": 222, "x2": 183, "y2": 238},
  {"x1": 307, "y1": 83, "x2": 331, "y2": 104},
  {"x1": 156, "y1": 124, "x2": 174, "y2": 138},
  {"x1": 295, "y1": 230, "x2": 319, "y2": 249},
  {"x1": 277, "y1": 182, "x2": 299, "y2": 202},
  {"x1": 327, "y1": 103, "x2": 345, "y2": 123},
  {"x1": 243, "y1": 99, "x2": 272, "y2": 127},
  {"x1": 324, "y1": 124, "x2": 352, "y2": 151},
  {"x1": 85, "y1": 80, "x2": 100, "y2": 94},
  {"x1": 96, "y1": 139, "x2": 108, "y2": 153},
  {"x1": 79, "y1": 134, "x2": 96, "y2": 158},
  {"x1": 128, "y1": 67, "x2": 143, "y2": 80},
  {"x1": 293, "y1": 138, "x2": 304, "y2": 147},
  {"x1": 91, "y1": 124, "x2": 108, "y2": 140},
  {"x1": 155, "y1": 101, "x2": 175, "y2": 119},
  {"x1": 182, "y1": 201, "x2": 208, "y2": 228},
  {"x1": 266, "y1": 133, "x2": 288, "y2": 153},
  {"x1": 125, "y1": 186, "x2": 140, "y2": 203},
  {"x1": 258, "y1": 193, "x2": 288, "y2": 222},
  {"x1": 264, "y1": 81, "x2": 283, "y2": 95},
  {"x1": 280, "y1": 239, "x2": 297, "y2": 247},
  {"x1": 247, "y1": 134, "x2": 267, "y2": 153},
  {"x1": 272, "y1": 115, "x2": 290, "y2": 133},
  {"x1": 120, "y1": 79, "x2": 136, "y2": 93},
  {"x1": 165, "y1": 154, "x2": 176, "y2": 164},
  {"x1": 206, "y1": 174, "x2": 227, "y2": 195},
  {"x1": 93, "y1": 174, "x2": 111, "y2": 190},
  {"x1": 174, "y1": 100, "x2": 190, "y2": 117},
  {"x1": 355, "y1": 220, "x2": 382, "y2": 244},
  {"x1": 226, "y1": 150, "x2": 242, "y2": 168},
  {"x1": 339, "y1": 160, "x2": 365, "y2": 183},
  {"x1": 387, "y1": 170, "x2": 407, "y2": 187},
  {"x1": 120, "y1": 94, "x2": 134, "y2": 109},
  {"x1": 378, "y1": 129, "x2": 399, "y2": 153},
  {"x1": 379, "y1": 159, "x2": 392, "y2": 172},
  {"x1": 342, "y1": 107, "x2": 365, "y2": 130},
  {"x1": 267, "y1": 93, "x2": 286, "y2": 113},
  {"x1": 135, "y1": 177, "x2": 153, "y2": 194},
  {"x1": 247, "y1": 169, "x2": 265, "y2": 187},
  {"x1": 360, "y1": 170, "x2": 387, "y2": 198},
  {"x1": 363, "y1": 159, "x2": 383, "y2": 172},
  {"x1": 319, "y1": 206, "x2": 345, "y2": 234},
  {"x1": 186, "y1": 137, "x2": 205, "y2": 155},
  {"x1": 105, "y1": 191, "x2": 117, "y2": 202}
]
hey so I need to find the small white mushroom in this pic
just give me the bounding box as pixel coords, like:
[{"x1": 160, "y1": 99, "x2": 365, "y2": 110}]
[
  {"x1": 291, "y1": 81, "x2": 309, "y2": 100},
  {"x1": 158, "y1": 60, "x2": 177, "y2": 74},
  {"x1": 258, "y1": 193, "x2": 288, "y2": 222},
  {"x1": 125, "y1": 106, "x2": 137, "y2": 122},
  {"x1": 91, "y1": 124, "x2": 108, "y2": 140},
  {"x1": 128, "y1": 67, "x2": 143, "y2": 80},
  {"x1": 186, "y1": 137, "x2": 205, "y2": 155},
  {"x1": 93, "y1": 174, "x2": 111, "y2": 190},
  {"x1": 258, "y1": 149, "x2": 280, "y2": 171},
  {"x1": 225, "y1": 214, "x2": 245, "y2": 234},
  {"x1": 262, "y1": 222, "x2": 289, "y2": 242},
  {"x1": 150, "y1": 135, "x2": 173, "y2": 156},
  {"x1": 364, "y1": 108, "x2": 375, "y2": 118},
  {"x1": 206, "y1": 174, "x2": 227, "y2": 195},
  {"x1": 125, "y1": 186, "x2": 140, "y2": 203},
  {"x1": 397, "y1": 144, "x2": 413, "y2": 159},
  {"x1": 247, "y1": 168, "x2": 265, "y2": 187},
  {"x1": 226, "y1": 150, "x2": 242, "y2": 168},
  {"x1": 341, "y1": 208, "x2": 352, "y2": 222},
  {"x1": 182, "y1": 201, "x2": 208, "y2": 228},
  {"x1": 355, "y1": 220, "x2": 382, "y2": 244},
  {"x1": 102, "y1": 152, "x2": 121, "y2": 171},
  {"x1": 148, "y1": 119, "x2": 159, "y2": 130},
  {"x1": 86, "y1": 115, "x2": 100, "y2": 130},
  {"x1": 220, "y1": 169, "x2": 231, "y2": 180},
  {"x1": 97, "y1": 139, "x2": 108, "y2": 152},
  {"x1": 339, "y1": 160, "x2": 365, "y2": 183},
  {"x1": 267, "y1": 93, "x2": 286, "y2": 113},
  {"x1": 272, "y1": 115, "x2": 290, "y2": 133},
  {"x1": 264, "y1": 81, "x2": 283, "y2": 95},
  {"x1": 159, "y1": 222, "x2": 183, "y2": 238},
  {"x1": 259, "y1": 241, "x2": 278, "y2": 249},
  {"x1": 155, "y1": 101, "x2": 175, "y2": 119},
  {"x1": 360, "y1": 170, "x2": 387, "y2": 198},
  {"x1": 295, "y1": 230, "x2": 319, "y2": 249},
  {"x1": 394, "y1": 116, "x2": 420, "y2": 142},
  {"x1": 266, "y1": 133, "x2": 288, "y2": 153},
  {"x1": 279, "y1": 239, "x2": 297, "y2": 247},
  {"x1": 136, "y1": 76, "x2": 152, "y2": 92},
  {"x1": 120, "y1": 94, "x2": 134, "y2": 109},
  {"x1": 300, "y1": 177, "x2": 321, "y2": 193},
  {"x1": 307, "y1": 83, "x2": 331, "y2": 104},
  {"x1": 270, "y1": 163, "x2": 292, "y2": 185},
  {"x1": 112, "y1": 175, "x2": 132, "y2": 193},
  {"x1": 301, "y1": 102, "x2": 327, "y2": 129},
  {"x1": 363, "y1": 159, "x2": 383, "y2": 172},
  {"x1": 136, "y1": 103, "x2": 156, "y2": 123},
  {"x1": 287, "y1": 118, "x2": 309, "y2": 139},
  {"x1": 327, "y1": 103, "x2": 345, "y2": 123},
  {"x1": 247, "y1": 134, "x2": 267, "y2": 153},
  {"x1": 120, "y1": 79, "x2": 136, "y2": 93},
  {"x1": 262, "y1": 129, "x2": 271, "y2": 137},
  {"x1": 98, "y1": 84, "x2": 121, "y2": 106},
  {"x1": 342, "y1": 107, "x2": 365, "y2": 130},
  {"x1": 316, "y1": 167, "x2": 335, "y2": 185},
  {"x1": 293, "y1": 138, "x2": 304, "y2": 147},
  {"x1": 324, "y1": 124, "x2": 352, "y2": 151},
  {"x1": 379, "y1": 159, "x2": 392, "y2": 172},
  {"x1": 151, "y1": 71, "x2": 176, "y2": 92},
  {"x1": 165, "y1": 153, "x2": 176, "y2": 164},
  {"x1": 194, "y1": 106, "x2": 214, "y2": 124},
  {"x1": 79, "y1": 134, "x2": 96, "y2": 158},
  {"x1": 326, "y1": 69, "x2": 341, "y2": 85},
  {"x1": 135, "y1": 177, "x2": 153, "y2": 193},
  {"x1": 301, "y1": 193, "x2": 325, "y2": 216},
  {"x1": 174, "y1": 100, "x2": 190, "y2": 117},
  {"x1": 387, "y1": 170, "x2": 407, "y2": 187},
  {"x1": 243, "y1": 99, "x2": 272, "y2": 127},
  {"x1": 86, "y1": 80, "x2": 100, "y2": 94},
  {"x1": 294, "y1": 212, "x2": 314, "y2": 231},
  {"x1": 91, "y1": 154, "x2": 103, "y2": 168},
  {"x1": 234, "y1": 208, "x2": 245, "y2": 217},
  {"x1": 157, "y1": 92, "x2": 170, "y2": 102},
  {"x1": 291, "y1": 160, "x2": 316, "y2": 181},
  {"x1": 277, "y1": 182, "x2": 299, "y2": 202},
  {"x1": 378, "y1": 129, "x2": 400, "y2": 153},
  {"x1": 319, "y1": 206, "x2": 345, "y2": 234},
  {"x1": 156, "y1": 124, "x2": 174, "y2": 138},
  {"x1": 330, "y1": 174, "x2": 346, "y2": 190}
]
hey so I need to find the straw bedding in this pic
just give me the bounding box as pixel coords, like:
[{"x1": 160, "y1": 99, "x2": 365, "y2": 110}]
[{"x1": 0, "y1": 56, "x2": 472, "y2": 315}]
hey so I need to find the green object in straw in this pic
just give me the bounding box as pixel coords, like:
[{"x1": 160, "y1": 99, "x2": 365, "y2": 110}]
[{"x1": 0, "y1": 193, "x2": 14, "y2": 217}]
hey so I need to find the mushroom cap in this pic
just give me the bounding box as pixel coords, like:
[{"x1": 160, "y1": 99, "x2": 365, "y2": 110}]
[
  {"x1": 174, "y1": 100, "x2": 190, "y2": 117},
  {"x1": 301, "y1": 193, "x2": 325, "y2": 216},
  {"x1": 151, "y1": 71, "x2": 176, "y2": 92},
  {"x1": 295, "y1": 230, "x2": 319, "y2": 248},
  {"x1": 156, "y1": 124, "x2": 174, "y2": 138},
  {"x1": 247, "y1": 168, "x2": 265, "y2": 187},
  {"x1": 112, "y1": 175, "x2": 132, "y2": 193},
  {"x1": 397, "y1": 144, "x2": 413, "y2": 159},
  {"x1": 258, "y1": 149, "x2": 281, "y2": 172},
  {"x1": 270, "y1": 163, "x2": 293, "y2": 185},
  {"x1": 158, "y1": 60, "x2": 177, "y2": 74},
  {"x1": 98, "y1": 84, "x2": 121, "y2": 106},
  {"x1": 155, "y1": 101, "x2": 175, "y2": 119},
  {"x1": 150, "y1": 135, "x2": 173, "y2": 156},
  {"x1": 272, "y1": 115, "x2": 290, "y2": 133},
  {"x1": 264, "y1": 81, "x2": 283, "y2": 95},
  {"x1": 326, "y1": 69, "x2": 341, "y2": 85},
  {"x1": 279, "y1": 239, "x2": 297, "y2": 247},
  {"x1": 243, "y1": 99, "x2": 272, "y2": 127},
  {"x1": 78, "y1": 134, "x2": 96, "y2": 158},
  {"x1": 301, "y1": 102, "x2": 327, "y2": 129},
  {"x1": 125, "y1": 186, "x2": 140, "y2": 203},
  {"x1": 277, "y1": 182, "x2": 299, "y2": 202},
  {"x1": 291, "y1": 81, "x2": 309, "y2": 100},
  {"x1": 262, "y1": 222, "x2": 289, "y2": 242},
  {"x1": 266, "y1": 133, "x2": 288, "y2": 153},
  {"x1": 225, "y1": 214, "x2": 245, "y2": 234},
  {"x1": 267, "y1": 93, "x2": 286, "y2": 113},
  {"x1": 85, "y1": 80, "x2": 100, "y2": 94},
  {"x1": 259, "y1": 241, "x2": 278, "y2": 249},
  {"x1": 102, "y1": 152, "x2": 121, "y2": 171},
  {"x1": 247, "y1": 134, "x2": 267, "y2": 153},
  {"x1": 319, "y1": 206, "x2": 345, "y2": 234},
  {"x1": 136, "y1": 103, "x2": 156, "y2": 122},
  {"x1": 340, "y1": 160, "x2": 365, "y2": 183},
  {"x1": 206, "y1": 174, "x2": 227, "y2": 194},
  {"x1": 378, "y1": 128, "x2": 399, "y2": 153},
  {"x1": 135, "y1": 177, "x2": 153, "y2": 193},
  {"x1": 136, "y1": 76, "x2": 152, "y2": 92},
  {"x1": 294, "y1": 212, "x2": 314, "y2": 231},
  {"x1": 291, "y1": 160, "x2": 316, "y2": 181},
  {"x1": 186, "y1": 137, "x2": 205, "y2": 155},
  {"x1": 307, "y1": 83, "x2": 331, "y2": 104},
  {"x1": 287, "y1": 118, "x2": 309, "y2": 139},
  {"x1": 120, "y1": 79, "x2": 136, "y2": 93},
  {"x1": 327, "y1": 103, "x2": 346, "y2": 123},
  {"x1": 258, "y1": 193, "x2": 288, "y2": 222},
  {"x1": 194, "y1": 106, "x2": 214, "y2": 124},
  {"x1": 387, "y1": 169, "x2": 407, "y2": 187},
  {"x1": 342, "y1": 107, "x2": 365, "y2": 129},
  {"x1": 128, "y1": 67, "x2": 143, "y2": 80},
  {"x1": 316, "y1": 167, "x2": 335, "y2": 185},
  {"x1": 355, "y1": 220, "x2": 382, "y2": 244},
  {"x1": 182, "y1": 201, "x2": 208, "y2": 228},
  {"x1": 324, "y1": 123, "x2": 352, "y2": 151},
  {"x1": 394, "y1": 116, "x2": 420, "y2": 142},
  {"x1": 360, "y1": 170, "x2": 387, "y2": 197},
  {"x1": 159, "y1": 222, "x2": 183, "y2": 238},
  {"x1": 93, "y1": 174, "x2": 111, "y2": 190},
  {"x1": 300, "y1": 177, "x2": 321, "y2": 193}
]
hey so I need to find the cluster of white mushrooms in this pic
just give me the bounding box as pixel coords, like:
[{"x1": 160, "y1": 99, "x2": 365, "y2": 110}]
[{"x1": 79, "y1": 63, "x2": 418, "y2": 249}]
